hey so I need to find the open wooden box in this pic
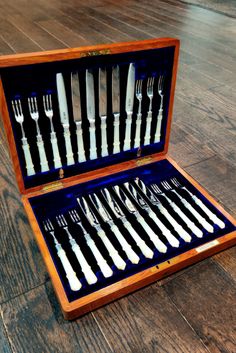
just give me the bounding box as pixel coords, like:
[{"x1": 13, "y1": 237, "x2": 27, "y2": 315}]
[{"x1": 0, "y1": 38, "x2": 235, "y2": 320}]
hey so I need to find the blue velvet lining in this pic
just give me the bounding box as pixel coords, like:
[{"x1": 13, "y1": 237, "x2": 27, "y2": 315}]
[
  {"x1": 1, "y1": 46, "x2": 175, "y2": 189},
  {"x1": 29, "y1": 159, "x2": 236, "y2": 303}
]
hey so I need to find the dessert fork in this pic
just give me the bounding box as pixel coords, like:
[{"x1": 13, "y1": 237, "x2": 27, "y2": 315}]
[
  {"x1": 56, "y1": 214, "x2": 97, "y2": 285},
  {"x1": 43, "y1": 219, "x2": 82, "y2": 291},
  {"x1": 151, "y1": 184, "x2": 203, "y2": 238},
  {"x1": 144, "y1": 77, "x2": 154, "y2": 145},
  {"x1": 134, "y1": 79, "x2": 143, "y2": 148},
  {"x1": 11, "y1": 99, "x2": 35, "y2": 176},
  {"x1": 154, "y1": 75, "x2": 164, "y2": 143},
  {"x1": 28, "y1": 96, "x2": 49, "y2": 172},
  {"x1": 162, "y1": 181, "x2": 214, "y2": 233},
  {"x1": 171, "y1": 178, "x2": 225, "y2": 229},
  {"x1": 69, "y1": 209, "x2": 113, "y2": 278},
  {"x1": 43, "y1": 94, "x2": 62, "y2": 169}
]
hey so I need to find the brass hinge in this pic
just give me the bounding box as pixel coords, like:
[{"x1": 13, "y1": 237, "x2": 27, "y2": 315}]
[
  {"x1": 42, "y1": 181, "x2": 64, "y2": 192},
  {"x1": 136, "y1": 156, "x2": 153, "y2": 167}
]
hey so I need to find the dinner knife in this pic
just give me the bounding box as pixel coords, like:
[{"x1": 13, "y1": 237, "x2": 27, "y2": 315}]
[
  {"x1": 86, "y1": 69, "x2": 97, "y2": 160},
  {"x1": 56, "y1": 73, "x2": 75, "y2": 166},
  {"x1": 71, "y1": 72, "x2": 86, "y2": 163},
  {"x1": 123, "y1": 63, "x2": 135, "y2": 151},
  {"x1": 99, "y1": 68, "x2": 108, "y2": 157},
  {"x1": 112, "y1": 65, "x2": 120, "y2": 154}
]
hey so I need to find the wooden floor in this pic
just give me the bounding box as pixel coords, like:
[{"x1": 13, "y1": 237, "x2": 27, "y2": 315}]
[{"x1": 0, "y1": 0, "x2": 235, "y2": 352}]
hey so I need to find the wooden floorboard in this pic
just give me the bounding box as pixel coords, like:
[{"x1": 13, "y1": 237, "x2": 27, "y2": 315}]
[{"x1": 0, "y1": 0, "x2": 235, "y2": 352}]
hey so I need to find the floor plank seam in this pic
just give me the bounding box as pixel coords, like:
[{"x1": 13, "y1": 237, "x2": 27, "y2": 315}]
[
  {"x1": 91, "y1": 312, "x2": 115, "y2": 353},
  {"x1": 211, "y1": 256, "x2": 236, "y2": 286},
  {"x1": 0, "y1": 308, "x2": 15, "y2": 353},
  {"x1": 177, "y1": 0, "x2": 236, "y2": 19},
  {"x1": 178, "y1": 154, "x2": 217, "y2": 169}
]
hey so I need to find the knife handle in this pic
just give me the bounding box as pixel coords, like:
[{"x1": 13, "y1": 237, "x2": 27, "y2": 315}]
[
  {"x1": 113, "y1": 113, "x2": 120, "y2": 154},
  {"x1": 63, "y1": 125, "x2": 75, "y2": 166},
  {"x1": 192, "y1": 195, "x2": 225, "y2": 229},
  {"x1": 154, "y1": 109, "x2": 163, "y2": 143},
  {"x1": 76, "y1": 122, "x2": 86, "y2": 163},
  {"x1": 144, "y1": 111, "x2": 152, "y2": 146},
  {"x1": 50, "y1": 132, "x2": 62, "y2": 169},
  {"x1": 134, "y1": 113, "x2": 142, "y2": 148},
  {"x1": 101, "y1": 115, "x2": 108, "y2": 157},
  {"x1": 36, "y1": 135, "x2": 49, "y2": 172},
  {"x1": 89, "y1": 120, "x2": 97, "y2": 160},
  {"x1": 123, "y1": 112, "x2": 132, "y2": 151},
  {"x1": 21, "y1": 137, "x2": 35, "y2": 176}
]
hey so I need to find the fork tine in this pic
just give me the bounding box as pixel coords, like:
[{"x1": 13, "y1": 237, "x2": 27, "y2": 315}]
[
  {"x1": 171, "y1": 178, "x2": 180, "y2": 187},
  {"x1": 43, "y1": 95, "x2": 46, "y2": 111},
  {"x1": 61, "y1": 214, "x2": 67, "y2": 226},
  {"x1": 34, "y1": 97, "x2": 38, "y2": 111},
  {"x1": 12, "y1": 101, "x2": 17, "y2": 116},
  {"x1": 18, "y1": 100, "x2": 23, "y2": 115},
  {"x1": 49, "y1": 94, "x2": 52, "y2": 109},
  {"x1": 46, "y1": 95, "x2": 49, "y2": 110}
]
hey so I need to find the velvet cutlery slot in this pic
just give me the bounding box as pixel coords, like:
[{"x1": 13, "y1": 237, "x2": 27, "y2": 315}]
[{"x1": 0, "y1": 38, "x2": 235, "y2": 320}]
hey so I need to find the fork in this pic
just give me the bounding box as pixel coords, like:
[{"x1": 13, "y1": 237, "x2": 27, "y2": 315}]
[
  {"x1": 56, "y1": 214, "x2": 97, "y2": 285},
  {"x1": 144, "y1": 77, "x2": 154, "y2": 146},
  {"x1": 28, "y1": 96, "x2": 49, "y2": 172},
  {"x1": 69, "y1": 209, "x2": 113, "y2": 278},
  {"x1": 151, "y1": 184, "x2": 203, "y2": 238},
  {"x1": 154, "y1": 75, "x2": 164, "y2": 143},
  {"x1": 162, "y1": 181, "x2": 214, "y2": 233},
  {"x1": 171, "y1": 178, "x2": 225, "y2": 229},
  {"x1": 134, "y1": 79, "x2": 143, "y2": 148},
  {"x1": 43, "y1": 94, "x2": 62, "y2": 169},
  {"x1": 43, "y1": 219, "x2": 82, "y2": 291},
  {"x1": 11, "y1": 99, "x2": 35, "y2": 176}
]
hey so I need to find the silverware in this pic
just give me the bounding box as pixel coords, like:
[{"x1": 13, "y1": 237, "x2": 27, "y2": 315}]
[
  {"x1": 134, "y1": 79, "x2": 143, "y2": 148},
  {"x1": 171, "y1": 178, "x2": 225, "y2": 229},
  {"x1": 144, "y1": 77, "x2": 154, "y2": 145},
  {"x1": 99, "y1": 68, "x2": 108, "y2": 157},
  {"x1": 11, "y1": 99, "x2": 35, "y2": 176},
  {"x1": 113, "y1": 185, "x2": 167, "y2": 253},
  {"x1": 124, "y1": 182, "x2": 180, "y2": 248},
  {"x1": 90, "y1": 193, "x2": 140, "y2": 264},
  {"x1": 86, "y1": 69, "x2": 97, "y2": 160},
  {"x1": 151, "y1": 184, "x2": 203, "y2": 238},
  {"x1": 28, "y1": 96, "x2": 49, "y2": 172},
  {"x1": 162, "y1": 181, "x2": 214, "y2": 233},
  {"x1": 43, "y1": 219, "x2": 82, "y2": 291},
  {"x1": 56, "y1": 214, "x2": 97, "y2": 285},
  {"x1": 56, "y1": 73, "x2": 75, "y2": 166},
  {"x1": 101, "y1": 188, "x2": 154, "y2": 259},
  {"x1": 77, "y1": 197, "x2": 126, "y2": 270},
  {"x1": 69, "y1": 209, "x2": 113, "y2": 278},
  {"x1": 43, "y1": 94, "x2": 62, "y2": 169},
  {"x1": 154, "y1": 75, "x2": 164, "y2": 143},
  {"x1": 112, "y1": 65, "x2": 120, "y2": 154},
  {"x1": 123, "y1": 63, "x2": 135, "y2": 151},
  {"x1": 134, "y1": 179, "x2": 191, "y2": 243},
  {"x1": 71, "y1": 72, "x2": 86, "y2": 163}
]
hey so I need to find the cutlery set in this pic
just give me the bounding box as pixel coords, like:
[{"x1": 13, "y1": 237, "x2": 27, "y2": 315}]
[
  {"x1": 11, "y1": 64, "x2": 165, "y2": 177},
  {"x1": 42, "y1": 177, "x2": 225, "y2": 292}
]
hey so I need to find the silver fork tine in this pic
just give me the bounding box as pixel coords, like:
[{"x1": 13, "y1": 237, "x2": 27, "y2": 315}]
[{"x1": 171, "y1": 178, "x2": 180, "y2": 188}]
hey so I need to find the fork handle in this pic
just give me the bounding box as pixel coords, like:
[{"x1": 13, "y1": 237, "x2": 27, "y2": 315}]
[
  {"x1": 144, "y1": 111, "x2": 152, "y2": 146},
  {"x1": 134, "y1": 113, "x2": 142, "y2": 148},
  {"x1": 21, "y1": 138, "x2": 35, "y2": 176},
  {"x1": 76, "y1": 122, "x2": 86, "y2": 163},
  {"x1": 123, "y1": 112, "x2": 132, "y2": 151},
  {"x1": 101, "y1": 115, "x2": 108, "y2": 157},
  {"x1": 113, "y1": 113, "x2": 120, "y2": 154},
  {"x1": 36, "y1": 136, "x2": 49, "y2": 172},
  {"x1": 154, "y1": 109, "x2": 163, "y2": 143},
  {"x1": 63, "y1": 126, "x2": 75, "y2": 166},
  {"x1": 50, "y1": 132, "x2": 62, "y2": 169}
]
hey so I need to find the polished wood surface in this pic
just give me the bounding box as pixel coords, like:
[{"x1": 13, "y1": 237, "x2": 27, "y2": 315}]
[{"x1": 0, "y1": 0, "x2": 235, "y2": 351}]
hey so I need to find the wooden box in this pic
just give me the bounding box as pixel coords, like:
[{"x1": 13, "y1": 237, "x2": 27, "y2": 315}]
[{"x1": 0, "y1": 38, "x2": 235, "y2": 320}]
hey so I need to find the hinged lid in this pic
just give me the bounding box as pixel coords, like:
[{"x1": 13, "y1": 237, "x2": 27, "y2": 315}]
[{"x1": 0, "y1": 38, "x2": 179, "y2": 195}]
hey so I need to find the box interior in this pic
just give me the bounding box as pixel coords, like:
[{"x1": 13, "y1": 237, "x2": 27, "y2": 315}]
[
  {"x1": 29, "y1": 158, "x2": 236, "y2": 303},
  {"x1": 1, "y1": 45, "x2": 175, "y2": 190}
]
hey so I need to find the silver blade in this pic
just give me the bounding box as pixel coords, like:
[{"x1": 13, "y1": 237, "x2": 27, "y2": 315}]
[
  {"x1": 99, "y1": 68, "x2": 107, "y2": 117},
  {"x1": 71, "y1": 72, "x2": 82, "y2": 122},
  {"x1": 86, "y1": 69, "x2": 95, "y2": 120},
  {"x1": 56, "y1": 73, "x2": 69, "y2": 125},
  {"x1": 125, "y1": 63, "x2": 135, "y2": 113},
  {"x1": 112, "y1": 65, "x2": 120, "y2": 114}
]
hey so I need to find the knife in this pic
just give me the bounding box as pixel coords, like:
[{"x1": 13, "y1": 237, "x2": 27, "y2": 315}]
[
  {"x1": 99, "y1": 68, "x2": 108, "y2": 157},
  {"x1": 123, "y1": 63, "x2": 135, "y2": 151},
  {"x1": 112, "y1": 65, "x2": 120, "y2": 154},
  {"x1": 71, "y1": 72, "x2": 86, "y2": 163},
  {"x1": 56, "y1": 73, "x2": 75, "y2": 166},
  {"x1": 86, "y1": 69, "x2": 97, "y2": 160}
]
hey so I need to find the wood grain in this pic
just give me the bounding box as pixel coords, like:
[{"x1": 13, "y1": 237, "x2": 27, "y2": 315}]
[
  {"x1": 0, "y1": 317, "x2": 12, "y2": 353},
  {"x1": 164, "y1": 259, "x2": 236, "y2": 353}
]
